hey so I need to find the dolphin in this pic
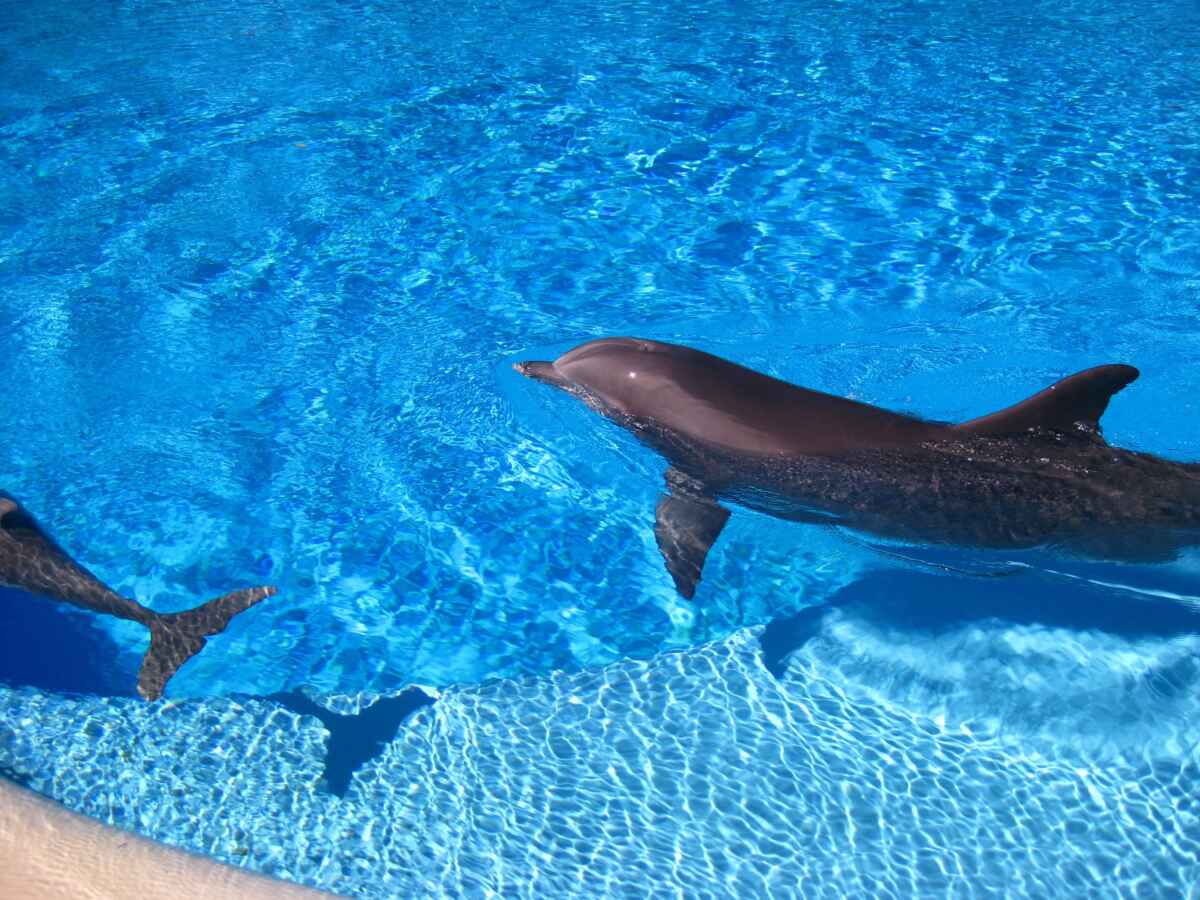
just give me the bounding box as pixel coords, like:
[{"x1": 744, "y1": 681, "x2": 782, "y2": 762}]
[
  {"x1": 0, "y1": 492, "x2": 276, "y2": 699},
  {"x1": 515, "y1": 337, "x2": 1200, "y2": 598}
]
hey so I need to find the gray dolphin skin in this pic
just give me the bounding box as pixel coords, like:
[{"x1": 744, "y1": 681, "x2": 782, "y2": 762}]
[
  {"x1": 0, "y1": 492, "x2": 276, "y2": 699},
  {"x1": 515, "y1": 337, "x2": 1200, "y2": 598}
]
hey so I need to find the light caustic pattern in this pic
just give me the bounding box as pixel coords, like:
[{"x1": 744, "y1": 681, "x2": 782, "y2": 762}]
[
  {"x1": 2, "y1": 0, "x2": 1200, "y2": 895},
  {"x1": 2, "y1": 625, "x2": 1197, "y2": 897},
  {"x1": 1, "y1": 0, "x2": 1199, "y2": 695}
]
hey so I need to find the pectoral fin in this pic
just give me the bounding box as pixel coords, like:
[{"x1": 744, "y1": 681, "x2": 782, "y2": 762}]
[{"x1": 654, "y1": 470, "x2": 730, "y2": 599}]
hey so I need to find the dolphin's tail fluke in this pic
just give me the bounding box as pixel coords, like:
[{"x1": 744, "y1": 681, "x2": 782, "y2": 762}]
[{"x1": 136, "y1": 586, "x2": 276, "y2": 700}]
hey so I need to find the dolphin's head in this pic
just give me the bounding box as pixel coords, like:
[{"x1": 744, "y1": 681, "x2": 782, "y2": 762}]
[{"x1": 514, "y1": 337, "x2": 682, "y2": 416}]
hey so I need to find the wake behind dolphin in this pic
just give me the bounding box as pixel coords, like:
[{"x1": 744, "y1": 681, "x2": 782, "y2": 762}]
[
  {"x1": 516, "y1": 337, "x2": 1200, "y2": 598},
  {"x1": 0, "y1": 492, "x2": 275, "y2": 699}
]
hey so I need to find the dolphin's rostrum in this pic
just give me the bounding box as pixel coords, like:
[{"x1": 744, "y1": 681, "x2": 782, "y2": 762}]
[
  {"x1": 517, "y1": 337, "x2": 1198, "y2": 598},
  {"x1": 0, "y1": 492, "x2": 275, "y2": 699}
]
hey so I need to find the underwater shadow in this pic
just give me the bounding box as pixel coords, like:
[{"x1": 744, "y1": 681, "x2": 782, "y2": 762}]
[
  {"x1": 760, "y1": 564, "x2": 1200, "y2": 679},
  {"x1": 0, "y1": 586, "x2": 136, "y2": 697},
  {"x1": 263, "y1": 687, "x2": 437, "y2": 797},
  {"x1": 0, "y1": 586, "x2": 440, "y2": 799}
]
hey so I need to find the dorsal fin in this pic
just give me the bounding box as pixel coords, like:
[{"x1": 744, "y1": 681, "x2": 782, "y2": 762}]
[{"x1": 955, "y1": 364, "x2": 1139, "y2": 438}]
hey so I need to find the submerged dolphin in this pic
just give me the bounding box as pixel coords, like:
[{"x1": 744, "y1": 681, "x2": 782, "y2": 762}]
[
  {"x1": 0, "y1": 492, "x2": 275, "y2": 699},
  {"x1": 515, "y1": 337, "x2": 1200, "y2": 598}
]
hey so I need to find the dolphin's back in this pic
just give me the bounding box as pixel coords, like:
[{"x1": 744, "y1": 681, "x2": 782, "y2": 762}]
[
  {"x1": 533, "y1": 336, "x2": 1142, "y2": 457},
  {"x1": 617, "y1": 344, "x2": 948, "y2": 457}
]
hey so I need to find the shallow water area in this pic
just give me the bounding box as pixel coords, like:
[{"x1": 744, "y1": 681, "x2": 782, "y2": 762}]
[
  {"x1": 5, "y1": 626, "x2": 1198, "y2": 897},
  {"x1": 2, "y1": 0, "x2": 1200, "y2": 894}
]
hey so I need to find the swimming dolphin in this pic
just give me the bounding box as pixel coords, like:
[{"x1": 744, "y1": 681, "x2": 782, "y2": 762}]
[
  {"x1": 515, "y1": 337, "x2": 1200, "y2": 598},
  {"x1": 0, "y1": 492, "x2": 275, "y2": 699}
]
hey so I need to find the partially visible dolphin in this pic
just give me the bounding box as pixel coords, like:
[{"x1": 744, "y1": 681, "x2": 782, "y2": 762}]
[
  {"x1": 515, "y1": 337, "x2": 1200, "y2": 598},
  {"x1": 0, "y1": 492, "x2": 276, "y2": 699}
]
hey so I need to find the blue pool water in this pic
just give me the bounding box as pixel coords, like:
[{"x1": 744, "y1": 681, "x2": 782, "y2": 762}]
[{"x1": 2, "y1": 0, "x2": 1200, "y2": 894}]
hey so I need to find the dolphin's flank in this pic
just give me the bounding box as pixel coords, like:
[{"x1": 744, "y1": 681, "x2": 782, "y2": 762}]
[
  {"x1": 0, "y1": 492, "x2": 275, "y2": 699},
  {"x1": 516, "y1": 337, "x2": 1196, "y2": 598}
]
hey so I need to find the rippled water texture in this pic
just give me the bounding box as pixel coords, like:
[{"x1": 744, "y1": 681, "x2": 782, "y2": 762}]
[
  {"x1": 1, "y1": 0, "x2": 1200, "y2": 893},
  {"x1": 5, "y1": 627, "x2": 1199, "y2": 897},
  {"x1": 4, "y1": 0, "x2": 1200, "y2": 696}
]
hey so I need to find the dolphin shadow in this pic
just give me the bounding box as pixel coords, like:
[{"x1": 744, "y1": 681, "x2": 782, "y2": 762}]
[
  {"x1": 760, "y1": 564, "x2": 1200, "y2": 679},
  {"x1": 0, "y1": 586, "x2": 137, "y2": 697},
  {"x1": 263, "y1": 687, "x2": 437, "y2": 797},
  {"x1": 0, "y1": 585, "x2": 437, "y2": 798}
]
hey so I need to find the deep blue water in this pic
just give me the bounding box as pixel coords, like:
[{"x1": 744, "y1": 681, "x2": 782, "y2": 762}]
[{"x1": 2, "y1": 0, "x2": 1200, "y2": 895}]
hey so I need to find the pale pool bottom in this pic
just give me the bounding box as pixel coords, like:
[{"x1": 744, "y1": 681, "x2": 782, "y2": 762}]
[{"x1": 1, "y1": 622, "x2": 1197, "y2": 898}]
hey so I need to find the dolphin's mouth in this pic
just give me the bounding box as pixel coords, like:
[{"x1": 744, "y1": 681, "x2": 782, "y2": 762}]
[{"x1": 514, "y1": 360, "x2": 570, "y2": 389}]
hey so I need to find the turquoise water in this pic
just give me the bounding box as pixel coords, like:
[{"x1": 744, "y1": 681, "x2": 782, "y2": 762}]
[{"x1": 2, "y1": 0, "x2": 1200, "y2": 894}]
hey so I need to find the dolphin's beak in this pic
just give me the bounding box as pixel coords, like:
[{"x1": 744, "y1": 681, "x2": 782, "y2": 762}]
[{"x1": 514, "y1": 360, "x2": 569, "y2": 388}]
